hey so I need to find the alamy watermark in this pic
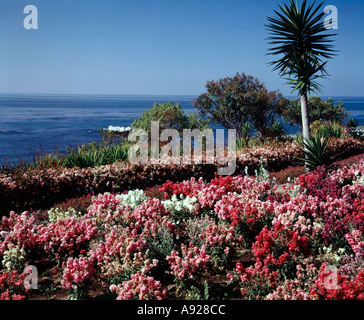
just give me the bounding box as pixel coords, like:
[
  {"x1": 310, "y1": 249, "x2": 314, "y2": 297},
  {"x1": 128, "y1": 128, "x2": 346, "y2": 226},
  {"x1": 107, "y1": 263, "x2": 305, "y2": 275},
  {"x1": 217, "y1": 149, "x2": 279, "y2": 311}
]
[
  {"x1": 324, "y1": 5, "x2": 338, "y2": 30},
  {"x1": 21, "y1": 4, "x2": 338, "y2": 30},
  {"x1": 128, "y1": 121, "x2": 237, "y2": 176},
  {"x1": 323, "y1": 264, "x2": 339, "y2": 290},
  {"x1": 23, "y1": 265, "x2": 38, "y2": 290},
  {"x1": 24, "y1": 5, "x2": 38, "y2": 30}
]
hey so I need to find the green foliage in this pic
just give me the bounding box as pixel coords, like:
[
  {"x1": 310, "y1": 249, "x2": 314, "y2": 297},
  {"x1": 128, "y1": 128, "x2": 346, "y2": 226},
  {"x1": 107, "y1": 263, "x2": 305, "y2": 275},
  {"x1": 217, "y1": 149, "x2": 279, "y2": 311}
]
[
  {"x1": 18, "y1": 149, "x2": 65, "y2": 170},
  {"x1": 236, "y1": 138, "x2": 247, "y2": 150},
  {"x1": 319, "y1": 122, "x2": 347, "y2": 139},
  {"x1": 282, "y1": 96, "x2": 349, "y2": 126},
  {"x1": 266, "y1": 0, "x2": 337, "y2": 94},
  {"x1": 296, "y1": 132, "x2": 339, "y2": 172},
  {"x1": 98, "y1": 128, "x2": 117, "y2": 146},
  {"x1": 185, "y1": 112, "x2": 211, "y2": 131},
  {"x1": 131, "y1": 101, "x2": 210, "y2": 135},
  {"x1": 266, "y1": 120, "x2": 285, "y2": 140},
  {"x1": 236, "y1": 122, "x2": 253, "y2": 149},
  {"x1": 147, "y1": 227, "x2": 175, "y2": 279},
  {"x1": 64, "y1": 142, "x2": 130, "y2": 168},
  {"x1": 347, "y1": 118, "x2": 358, "y2": 128},
  {"x1": 193, "y1": 72, "x2": 287, "y2": 140},
  {"x1": 310, "y1": 120, "x2": 347, "y2": 139}
]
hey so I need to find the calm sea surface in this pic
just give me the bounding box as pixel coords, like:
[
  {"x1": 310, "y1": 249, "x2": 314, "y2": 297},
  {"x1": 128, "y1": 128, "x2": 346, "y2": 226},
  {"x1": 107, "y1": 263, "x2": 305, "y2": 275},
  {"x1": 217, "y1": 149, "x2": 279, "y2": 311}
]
[{"x1": 0, "y1": 94, "x2": 363, "y2": 166}]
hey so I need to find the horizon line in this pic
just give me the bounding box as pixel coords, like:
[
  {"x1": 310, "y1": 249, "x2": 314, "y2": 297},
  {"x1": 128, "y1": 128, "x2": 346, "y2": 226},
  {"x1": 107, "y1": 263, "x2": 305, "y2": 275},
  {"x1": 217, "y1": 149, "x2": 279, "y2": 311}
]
[{"x1": 1, "y1": 92, "x2": 364, "y2": 98}]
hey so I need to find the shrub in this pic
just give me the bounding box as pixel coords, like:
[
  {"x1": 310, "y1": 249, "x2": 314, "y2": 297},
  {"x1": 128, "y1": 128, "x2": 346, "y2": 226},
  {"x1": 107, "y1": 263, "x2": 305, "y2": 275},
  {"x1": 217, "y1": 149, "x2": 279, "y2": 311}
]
[
  {"x1": 296, "y1": 132, "x2": 339, "y2": 171},
  {"x1": 61, "y1": 256, "x2": 97, "y2": 300},
  {"x1": 252, "y1": 223, "x2": 311, "y2": 280},
  {"x1": 131, "y1": 101, "x2": 210, "y2": 136},
  {"x1": 193, "y1": 72, "x2": 287, "y2": 140},
  {"x1": 0, "y1": 270, "x2": 28, "y2": 300},
  {"x1": 64, "y1": 142, "x2": 130, "y2": 169},
  {"x1": 311, "y1": 121, "x2": 348, "y2": 139},
  {"x1": 233, "y1": 261, "x2": 279, "y2": 299},
  {"x1": 269, "y1": 166, "x2": 306, "y2": 184},
  {"x1": 282, "y1": 96, "x2": 349, "y2": 126},
  {"x1": 110, "y1": 272, "x2": 167, "y2": 300},
  {"x1": 309, "y1": 263, "x2": 364, "y2": 300},
  {"x1": 1, "y1": 137, "x2": 363, "y2": 217},
  {"x1": 266, "y1": 120, "x2": 285, "y2": 140},
  {"x1": 347, "y1": 118, "x2": 358, "y2": 128},
  {"x1": 167, "y1": 242, "x2": 210, "y2": 298},
  {"x1": 37, "y1": 217, "x2": 98, "y2": 263},
  {"x1": 1, "y1": 157, "x2": 364, "y2": 300}
]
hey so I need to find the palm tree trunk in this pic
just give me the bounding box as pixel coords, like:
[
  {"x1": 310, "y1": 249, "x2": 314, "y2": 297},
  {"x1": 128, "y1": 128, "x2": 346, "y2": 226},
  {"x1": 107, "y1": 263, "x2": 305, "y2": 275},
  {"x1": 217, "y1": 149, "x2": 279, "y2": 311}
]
[
  {"x1": 300, "y1": 90, "x2": 311, "y2": 171},
  {"x1": 300, "y1": 91, "x2": 311, "y2": 141}
]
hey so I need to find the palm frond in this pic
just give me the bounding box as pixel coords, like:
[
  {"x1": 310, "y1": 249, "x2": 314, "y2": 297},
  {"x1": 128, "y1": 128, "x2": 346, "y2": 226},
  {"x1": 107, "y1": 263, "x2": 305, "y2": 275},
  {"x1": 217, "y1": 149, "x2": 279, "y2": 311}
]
[{"x1": 266, "y1": 0, "x2": 337, "y2": 94}]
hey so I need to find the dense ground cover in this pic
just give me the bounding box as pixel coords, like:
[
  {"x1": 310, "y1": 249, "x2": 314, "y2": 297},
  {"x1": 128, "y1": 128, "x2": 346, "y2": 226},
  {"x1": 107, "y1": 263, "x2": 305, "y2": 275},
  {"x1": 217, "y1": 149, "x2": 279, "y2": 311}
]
[
  {"x1": 1, "y1": 150, "x2": 364, "y2": 300},
  {"x1": 1, "y1": 137, "x2": 363, "y2": 217}
]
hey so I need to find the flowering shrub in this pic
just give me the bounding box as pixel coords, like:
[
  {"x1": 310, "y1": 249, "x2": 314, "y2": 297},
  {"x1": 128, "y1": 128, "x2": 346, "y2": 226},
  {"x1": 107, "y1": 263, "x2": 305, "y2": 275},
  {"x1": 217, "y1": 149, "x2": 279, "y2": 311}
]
[
  {"x1": 48, "y1": 207, "x2": 81, "y2": 223},
  {"x1": 233, "y1": 261, "x2": 279, "y2": 299},
  {"x1": 110, "y1": 271, "x2": 167, "y2": 300},
  {"x1": 1, "y1": 137, "x2": 362, "y2": 217},
  {"x1": 116, "y1": 189, "x2": 147, "y2": 210},
  {"x1": 90, "y1": 225, "x2": 149, "y2": 282},
  {"x1": 162, "y1": 194, "x2": 199, "y2": 216},
  {"x1": 340, "y1": 229, "x2": 364, "y2": 280},
  {"x1": 215, "y1": 193, "x2": 275, "y2": 246},
  {"x1": 85, "y1": 192, "x2": 127, "y2": 227},
  {"x1": 266, "y1": 263, "x2": 319, "y2": 300},
  {"x1": 185, "y1": 216, "x2": 235, "y2": 270},
  {"x1": 252, "y1": 223, "x2": 311, "y2": 280},
  {"x1": 1, "y1": 153, "x2": 364, "y2": 300},
  {"x1": 0, "y1": 270, "x2": 28, "y2": 300},
  {"x1": 61, "y1": 256, "x2": 97, "y2": 299},
  {"x1": 38, "y1": 217, "x2": 98, "y2": 262},
  {"x1": 0, "y1": 212, "x2": 40, "y2": 266},
  {"x1": 1, "y1": 245, "x2": 27, "y2": 272},
  {"x1": 167, "y1": 243, "x2": 210, "y2": 282},
  {"x1": 309, "y1": 263, "x2": 364, "y2": 300},
  {"x1": 122, "y1": 198, "x2": 176, "y2": 238}
]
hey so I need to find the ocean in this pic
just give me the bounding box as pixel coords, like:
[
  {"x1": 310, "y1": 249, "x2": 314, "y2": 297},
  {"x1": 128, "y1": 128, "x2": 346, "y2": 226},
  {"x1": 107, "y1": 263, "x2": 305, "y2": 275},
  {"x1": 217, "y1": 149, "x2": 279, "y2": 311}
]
[{"x1": 0, "y1": 94, "x2": 363, "y2": 166}]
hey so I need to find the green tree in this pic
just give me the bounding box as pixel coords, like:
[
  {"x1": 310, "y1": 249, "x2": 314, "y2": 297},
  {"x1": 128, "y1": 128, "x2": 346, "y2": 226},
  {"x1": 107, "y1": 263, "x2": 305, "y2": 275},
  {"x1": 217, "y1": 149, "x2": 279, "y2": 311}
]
[
  {"x1": 131, "y1": 101, "x2": 210, "y2": 134},
  {"x1": 266, "y1": 0, "x2": 337, "y2": 142},
  {"x1": 282, "y1": 96, "x2": 349, "y2": 126},
  {"x1": 193, "y1": 72, "x2": 287, "y2": 140}
]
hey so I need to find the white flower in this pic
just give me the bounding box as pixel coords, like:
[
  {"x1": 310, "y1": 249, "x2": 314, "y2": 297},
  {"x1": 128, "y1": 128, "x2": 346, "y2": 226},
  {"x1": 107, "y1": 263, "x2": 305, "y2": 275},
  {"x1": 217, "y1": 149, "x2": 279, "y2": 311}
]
[
  {"x1": 162, "y1": 194, "x2": 199, "y2": 214},
  {"x1": 116, "y1": 189, "x2": 147, "y2": 210},
  {"x1": 48, "y1": 207, "x2": 81, "y2": 223},
  {"x1": 2, "y1": 245, "x2": 27, "y2": 271},
  {"x1": 353, "y1": 174, "x2": 364, "y2": 186}
]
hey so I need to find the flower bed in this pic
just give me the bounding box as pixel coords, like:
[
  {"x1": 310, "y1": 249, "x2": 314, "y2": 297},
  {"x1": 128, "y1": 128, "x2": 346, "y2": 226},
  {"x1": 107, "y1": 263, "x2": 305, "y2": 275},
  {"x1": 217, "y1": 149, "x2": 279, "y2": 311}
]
[
  {"x1": 1, "y1": 157, "x2": 364, "y2": 300},
  {"x1": 1, "y1": 137, "x2": 363, "y2": 217}
]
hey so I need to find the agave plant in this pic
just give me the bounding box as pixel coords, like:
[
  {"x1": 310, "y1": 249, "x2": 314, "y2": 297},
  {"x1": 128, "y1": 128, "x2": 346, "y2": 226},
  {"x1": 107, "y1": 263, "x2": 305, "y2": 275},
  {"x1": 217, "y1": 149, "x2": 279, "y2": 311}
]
[
  {"x1": 319, "y1": 122, "x2": 347, "y2": 139},
  {"x1": 295, "y1": 132, "x2": 340, "y2": 171},
  {"x1": 64, "y1": 142, "x2": 130, "y2": 168},
  {"x1": 267, "y1": 120, "x2": 285, "y2": 139},
  {"x1": 347, "y1": 118, "x2": 358, "y2": 129},
  {"x1": 237, "y1": 122, "x2": 253, "y2": 149}
]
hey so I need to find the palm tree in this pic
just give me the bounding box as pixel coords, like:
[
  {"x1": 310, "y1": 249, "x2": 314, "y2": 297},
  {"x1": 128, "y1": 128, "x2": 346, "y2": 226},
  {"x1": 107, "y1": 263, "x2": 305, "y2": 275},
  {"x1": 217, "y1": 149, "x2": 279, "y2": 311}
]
[{"x1": 266, "y1": 0, "x2": 337, "y2": 142}]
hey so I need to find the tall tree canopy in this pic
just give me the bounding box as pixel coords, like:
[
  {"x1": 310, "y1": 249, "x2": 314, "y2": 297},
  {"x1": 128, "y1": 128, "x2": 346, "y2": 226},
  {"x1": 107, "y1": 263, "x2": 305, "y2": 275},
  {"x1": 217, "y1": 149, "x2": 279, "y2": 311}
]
[{"x1": 193, "y1": 72, "x2": 287, "y2": 140}]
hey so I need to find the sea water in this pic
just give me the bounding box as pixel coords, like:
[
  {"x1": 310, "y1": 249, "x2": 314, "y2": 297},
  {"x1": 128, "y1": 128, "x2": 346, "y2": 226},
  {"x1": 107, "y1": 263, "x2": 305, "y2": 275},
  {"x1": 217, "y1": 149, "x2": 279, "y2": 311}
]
[{"x1": 0, "y1": 94, "x2": 363, "y2": 166}]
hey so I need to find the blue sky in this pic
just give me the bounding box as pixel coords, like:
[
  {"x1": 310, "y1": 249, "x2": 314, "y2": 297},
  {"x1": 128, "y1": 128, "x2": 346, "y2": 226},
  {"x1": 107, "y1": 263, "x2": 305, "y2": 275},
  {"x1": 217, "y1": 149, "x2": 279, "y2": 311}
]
[{"x1": 0, "y1": 0, "x2": 363, "y2": 96}]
